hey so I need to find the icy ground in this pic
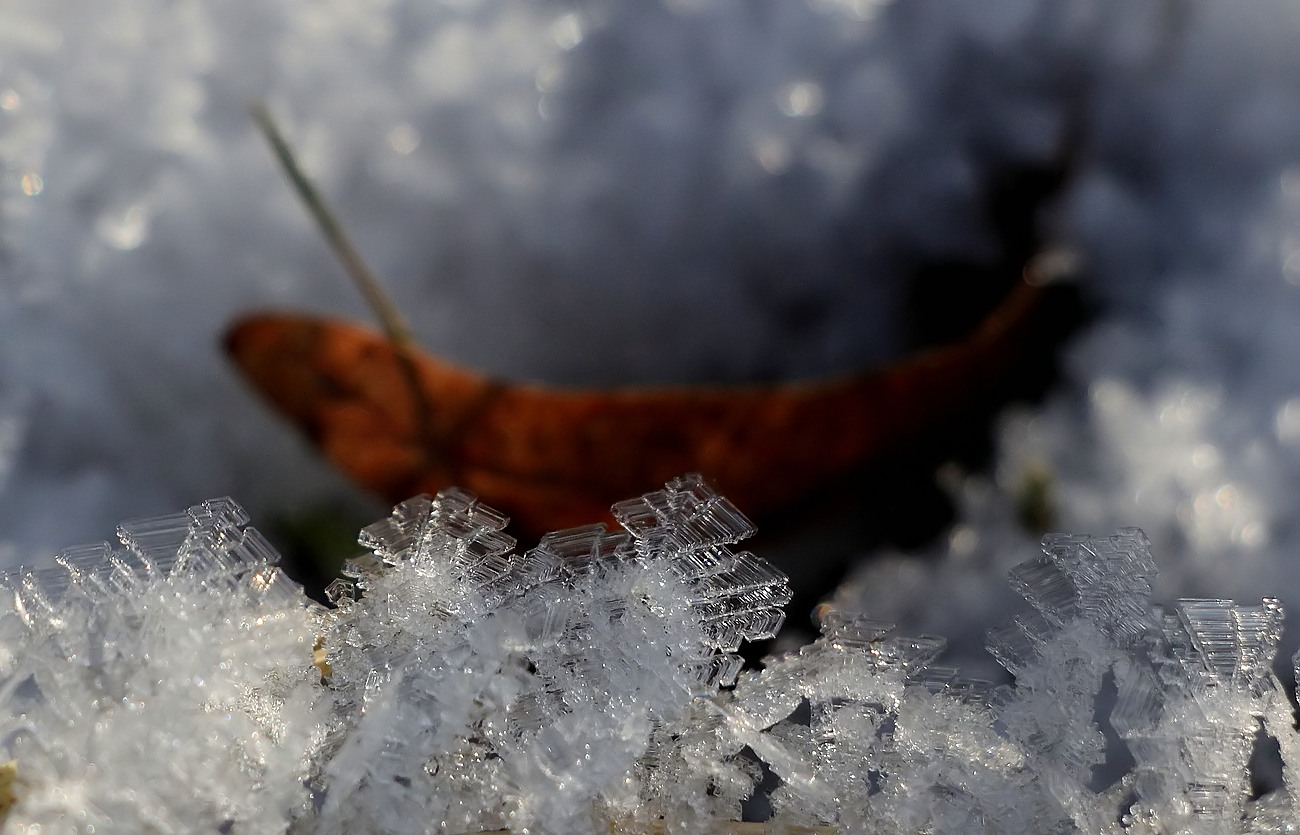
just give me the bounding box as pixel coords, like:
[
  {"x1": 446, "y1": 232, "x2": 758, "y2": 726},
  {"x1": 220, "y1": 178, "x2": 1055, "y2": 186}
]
[{"x1": 6, "y1": 0, "x2": 1300, "y2": 719}]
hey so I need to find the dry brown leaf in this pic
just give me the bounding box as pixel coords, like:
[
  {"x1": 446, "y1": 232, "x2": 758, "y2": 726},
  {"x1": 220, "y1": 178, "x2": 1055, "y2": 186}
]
[{"x1": 225, "y1": 277, "x2": 1041, "y2": 534}]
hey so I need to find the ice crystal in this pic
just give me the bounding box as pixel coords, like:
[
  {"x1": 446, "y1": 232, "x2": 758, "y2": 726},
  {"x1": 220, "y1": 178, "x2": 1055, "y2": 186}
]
[
  {"x1": 712, "y1": 527, "x2": 1299, "y2": 833},
  {"x1": 311, "y1": 474, "x2": 789, "y2": 834},
  {"x1": 0, "y1": 498, "x2": 327, "y2": 833},
  {"x1": 5, "y1": 480, "x2": 1300, "y2": 833}
]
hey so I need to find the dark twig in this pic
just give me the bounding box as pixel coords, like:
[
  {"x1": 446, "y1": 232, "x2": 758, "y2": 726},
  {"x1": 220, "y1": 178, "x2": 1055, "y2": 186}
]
[{"x1": 251, "y1": 103, "x2": 443, "y2": 475}]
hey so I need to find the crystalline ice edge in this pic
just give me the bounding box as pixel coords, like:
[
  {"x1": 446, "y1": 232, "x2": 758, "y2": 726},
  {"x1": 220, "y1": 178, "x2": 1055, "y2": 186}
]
[
  {"x1": 9, "y1": 484, "x2": 1300, "y2": 833},
  {"x1": 0, "y1": 497, "x2": 327, "y2": 833},
  {"x1": 311, "y1": 473, "x2": 791, "y2": 835}
]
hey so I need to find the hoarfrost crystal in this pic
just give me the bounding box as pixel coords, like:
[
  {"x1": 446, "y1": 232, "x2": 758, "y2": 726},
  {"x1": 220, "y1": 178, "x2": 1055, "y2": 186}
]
[
  {"x1": 0, "y1": 498, "x2": 328, "y2": 833},
  {"x1": 6, "y1": 480, "x2": 1300, "y2": 833},
  {"x1": 712, "y1": 527, "x2": 1300, "y2": 833},
  {"x1": 312, "y1": 474, "x2": 790, "y2": 834}
]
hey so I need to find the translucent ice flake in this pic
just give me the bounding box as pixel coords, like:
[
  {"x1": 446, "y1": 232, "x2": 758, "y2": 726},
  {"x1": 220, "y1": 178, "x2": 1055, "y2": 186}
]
[
  {"x1": 1170, "y1": 597, "x2": 1284, "y2": 690},
  {"x1": 1109, "y1": 596, "x2": 1292, "y2": 830},
  {"x1": 612, "y1": 473, "x2": 757, "y2": 552},
  {"x1": 1013, "y1": 527, "x2": 1159, "y2": 646},
  {"x1": 532, "y1": 522, "x2": 633, "y2": 576}
]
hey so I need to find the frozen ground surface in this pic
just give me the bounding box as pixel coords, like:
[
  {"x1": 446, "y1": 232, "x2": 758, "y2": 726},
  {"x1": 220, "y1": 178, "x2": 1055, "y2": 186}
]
[{"x1": 4, "y1": 0, "x2": 1300, "y2": 686}]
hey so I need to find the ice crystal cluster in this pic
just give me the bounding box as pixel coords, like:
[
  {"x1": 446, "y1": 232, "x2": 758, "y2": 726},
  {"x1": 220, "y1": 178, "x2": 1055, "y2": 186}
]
[
  {"x1": 312, "y1": 474, "x2": 789, "y2": 833},
  {"x1": 0, "y1": 498, "x2": 327, "y2": 832},
  {"x1": 5, "y1": 479, "x2": 1300, "y2": 833},
  {"x1": 727, "y1": 528, "x2": 1300, "y2": 833}
]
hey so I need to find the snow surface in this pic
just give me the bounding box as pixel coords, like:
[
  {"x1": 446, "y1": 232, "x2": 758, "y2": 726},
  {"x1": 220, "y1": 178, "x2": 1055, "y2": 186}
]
[{"x1": 5, "y1": 0, "x2": 1300, "y2": 672}]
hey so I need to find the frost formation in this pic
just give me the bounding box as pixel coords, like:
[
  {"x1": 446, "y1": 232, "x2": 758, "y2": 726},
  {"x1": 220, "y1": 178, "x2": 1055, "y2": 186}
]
[{"x1": 0, "y1": 480, "x2": 1297, "y2": 833}]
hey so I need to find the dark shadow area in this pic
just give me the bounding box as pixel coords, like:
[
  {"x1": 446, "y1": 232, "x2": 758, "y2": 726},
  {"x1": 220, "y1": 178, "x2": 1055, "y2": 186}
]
[{"x1": 753, "y1": 153, "x2": 1094, "y2": 632}]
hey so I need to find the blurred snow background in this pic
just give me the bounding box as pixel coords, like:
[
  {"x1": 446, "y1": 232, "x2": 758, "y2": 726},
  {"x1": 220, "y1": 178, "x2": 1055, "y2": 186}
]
[{"x1": 4, "y1": 0, "x2": 1300, "y2": 671}]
